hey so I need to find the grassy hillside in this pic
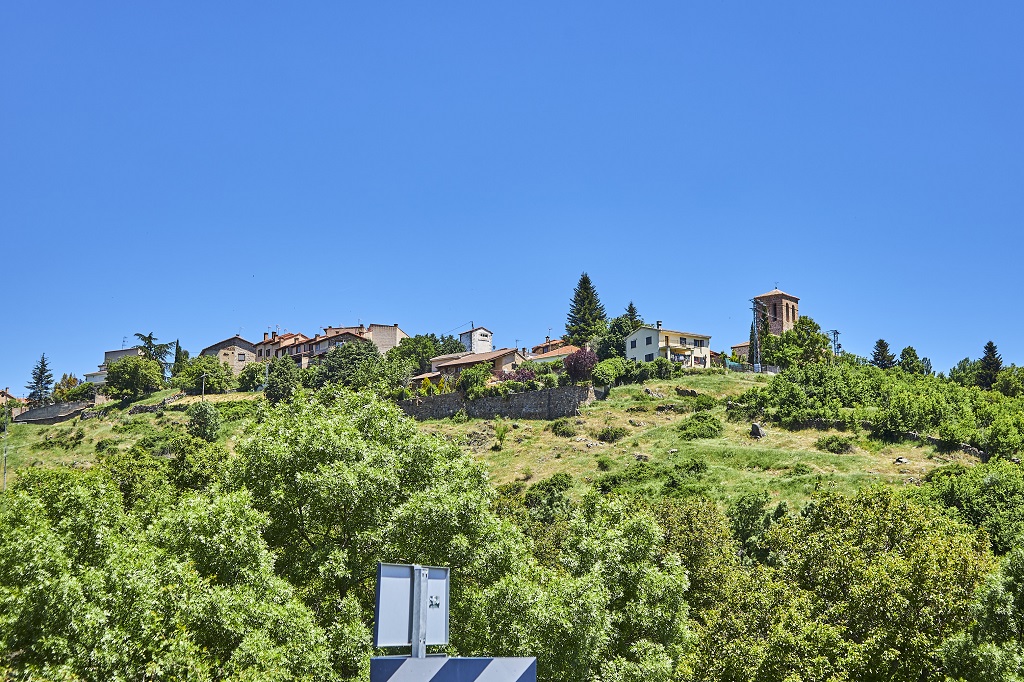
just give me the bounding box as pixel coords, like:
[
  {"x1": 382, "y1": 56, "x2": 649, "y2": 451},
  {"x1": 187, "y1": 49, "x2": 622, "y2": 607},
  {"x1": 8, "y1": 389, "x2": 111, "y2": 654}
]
[
  {"x1": 0, "y1": 391, "x2": 262, "y2": 484},
  {"x1": 4, "y1": 374, "x2": 978, "y2": 507},
  {"x1": 419, "y1": 372, "x2": 977, "y2": 506}
]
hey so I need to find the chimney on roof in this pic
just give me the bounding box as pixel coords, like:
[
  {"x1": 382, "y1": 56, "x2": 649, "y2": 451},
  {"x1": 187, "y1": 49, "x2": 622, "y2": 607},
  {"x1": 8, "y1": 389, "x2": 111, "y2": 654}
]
[
  {"x1": 656, "y1": 321, "x2": 662, "y2": 330},
  {"x1": 271, "y1": 331, "x2": 277, "y2": 340},
  {"x1": 264, "y1": 332, "x2": 268, "y2": 341},
  {"x1": 545, "y1": 335, "x2": 550, "y2": 343}
]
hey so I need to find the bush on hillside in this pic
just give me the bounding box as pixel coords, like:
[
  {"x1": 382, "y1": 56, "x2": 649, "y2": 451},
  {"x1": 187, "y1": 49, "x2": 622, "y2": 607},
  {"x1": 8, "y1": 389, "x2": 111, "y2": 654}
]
[
  {"x1": 550, "y1": 418, "x2": 577, "y2": 438},
  {"x1": 815, "y1": 434, "x2": 855, "y2": 454},
  {"x1": 564, "y1": 349, "x2": 599, "y2": 383},
  {"x1": 679, "y1": 413, "x2": 724, "y2": 440},
  {"x1": 597, "y1": 426, "x2": 629, "y2": 443}
]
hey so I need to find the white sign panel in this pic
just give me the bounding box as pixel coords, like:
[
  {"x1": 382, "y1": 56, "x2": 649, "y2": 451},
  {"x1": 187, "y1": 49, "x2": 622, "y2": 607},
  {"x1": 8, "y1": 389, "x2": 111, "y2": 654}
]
[{"x1": 374, "y1": 563, "x2": 450, "y2": 648}]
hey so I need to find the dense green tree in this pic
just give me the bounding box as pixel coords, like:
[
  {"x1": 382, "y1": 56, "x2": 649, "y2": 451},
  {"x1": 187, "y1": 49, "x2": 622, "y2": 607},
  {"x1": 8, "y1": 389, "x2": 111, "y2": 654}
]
[
  {"x1": 597, "y1": 306, "x2": 645, "y2": 360},
  {"x1": 103, "y1": 355, "x2": 163, "y2": 401},
  {"x1": 761, "y1": 487, "x2": 993, "y2": 681},
  {"x1": 0, "y1": 468, "x2": 334, "y2": 680},
  {"x1": 870, "y1": 338, "x2": 896, "y2": 369},
  {"x1": 389, "y1": 334, "x2": 466, "y2": 373},
  {"x1": 565, "y1": 272, "x2": 607, "y2": 348},
  {"x1": 994, "y1": 365, "x2": 1024, "y2": 398},
  {"x1": 134, "y1": 332, "x2": 174, "y2": 366},
  {"x1": 172, "y1": 355, "x2": 236, "y2": 395},
  {"x1": 921, "y1": 356, "x2": 933, "y2": 375},
  {"x1": 51, "y1": 373, "x2": 80, "y2": 403},
  {"x1": 264, "y1": 356, "x2": 300, "y2": 404},
  {"x1": 759, "y1": 317, "x2": 831, "y2": 369},
  {"x1": 187, "y1": 401, "x2": 221, "y2": 442},
  {"x1": 950, "y1": 356, "x2": 981, "y2": 387},
  {"x1": 25, "y1": 353, "x2": 54, "y2": 406},
  {"x1": 978, "y1": 341, "x2": 1003, "y2": 390},
  {"x1": 898, "y1": 345, "x2": 925, "y2": 374},
  {"x1": 238, "y1": 361, "x2": 267, "y2": 392}
]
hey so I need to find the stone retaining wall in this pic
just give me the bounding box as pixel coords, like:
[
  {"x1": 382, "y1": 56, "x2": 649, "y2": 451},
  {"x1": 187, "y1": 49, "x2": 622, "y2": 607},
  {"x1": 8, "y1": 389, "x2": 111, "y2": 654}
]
[
  {"x1": 13, "y1": 401, "x2": 92, "y2": 425},
  {"x1": 399, "y1": 385, "x2": 600, "y2": 421}
]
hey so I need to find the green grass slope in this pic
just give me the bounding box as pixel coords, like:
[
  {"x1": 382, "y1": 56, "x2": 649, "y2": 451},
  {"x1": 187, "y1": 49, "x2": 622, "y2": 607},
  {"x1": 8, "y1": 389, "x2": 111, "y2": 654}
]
[{"x1": 419, "y1": 372, "x2": 977, "y2": 507}]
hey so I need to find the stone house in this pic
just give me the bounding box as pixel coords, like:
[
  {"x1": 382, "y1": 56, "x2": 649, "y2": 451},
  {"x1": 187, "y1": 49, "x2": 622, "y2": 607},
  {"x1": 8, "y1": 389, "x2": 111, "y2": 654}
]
[{"x1": 200, "y1": 335, "x2": 257, "y2": 375}]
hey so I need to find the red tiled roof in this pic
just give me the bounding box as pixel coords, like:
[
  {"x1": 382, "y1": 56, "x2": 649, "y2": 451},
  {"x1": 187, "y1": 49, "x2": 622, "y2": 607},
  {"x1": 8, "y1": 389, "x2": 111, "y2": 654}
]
[
  {"x1": 755, "y1": 288, "x2": 799, "y2": 301},
  {"x1": 434, "y1": 348, "x2": 522, "y2": 369},
  {"x1": 530, "y1": 345, "x2": 580, "y2": 360}
]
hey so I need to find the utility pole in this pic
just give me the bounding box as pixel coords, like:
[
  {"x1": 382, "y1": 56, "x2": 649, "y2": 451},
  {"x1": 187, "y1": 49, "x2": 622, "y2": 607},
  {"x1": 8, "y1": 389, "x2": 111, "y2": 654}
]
[
  {"x1": 200, "y1": 372, "x2": 209, "y2": 401},
  {"x1": 2, "y1": 408, "x2": 8, "y2": 492},
  {"x1": 826, "y1": 330, "x2": 841, "y2": 356}
]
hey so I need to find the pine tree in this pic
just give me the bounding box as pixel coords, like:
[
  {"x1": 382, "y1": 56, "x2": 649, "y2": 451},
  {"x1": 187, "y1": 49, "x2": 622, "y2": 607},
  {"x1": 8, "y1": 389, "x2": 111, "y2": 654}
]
[
  {"x1": 624, "y1": 301, "x2": 643, "y2": 329},
  {"x1": 870, "y1": 339, "x2": 896, "y2": 369},
  {"x1": 134, "y1": 332, "x2": 174, "y2": 365},
  {"x1": 977, "y1": 341, "x2": 1003, "y2": 390},
  {"x1": 565, "y1": 272, "x2": 607, "y2": 348},
  {"x1": 25, "y1": 353, "x2": 54, "y2": 406}
]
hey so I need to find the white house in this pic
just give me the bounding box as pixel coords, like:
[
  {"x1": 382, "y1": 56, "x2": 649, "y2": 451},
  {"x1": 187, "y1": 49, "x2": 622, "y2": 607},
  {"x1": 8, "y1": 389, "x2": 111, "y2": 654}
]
[{"x1": 626, "y1": 323, "x2": 712, "y2": 368}]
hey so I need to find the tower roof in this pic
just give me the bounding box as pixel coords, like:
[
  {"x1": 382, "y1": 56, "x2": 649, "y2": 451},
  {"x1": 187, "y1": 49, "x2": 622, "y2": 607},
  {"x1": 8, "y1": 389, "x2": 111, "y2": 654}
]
[{"x1": 754, "y1": 288, "x2": 799, "y2": 301}]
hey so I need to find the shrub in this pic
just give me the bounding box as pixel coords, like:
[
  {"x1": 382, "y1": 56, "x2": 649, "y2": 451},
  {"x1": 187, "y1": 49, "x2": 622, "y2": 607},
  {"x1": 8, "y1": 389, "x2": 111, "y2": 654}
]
[
  {"x1": 564, "y1": 349, "x2": 599, "y2": 383},
  {"x1": 492, "y1": 417, "x2": 510, "y2": 450},
  {"x1": 678, "y1": 413, "x2": 724, "y2": 440},
  {"x1": 217, "y1": 399, "x2": 262, "y2": 422},
  {"x1": 651, "y1": 357, "x2": 674, "y2": 380},
  {"x1": 550, "y1": 418, "x2": 577, "y2": 438},
  {"x1": 592, "y1": 358, "x2": 627, "y2": 387},
  {"x1": 596, "y1": 455, "x2": 613, "y2": 471},
  {"x1": 541, "y1": 373, "x2": 558, "y2": 389},
  {"x1": 792, "y1": 463, "x2": 813, "y2": 475},
  {"x1": 187, "y1": 401, "x2": 221, "y2": 442},
  {"x1": 506, "y1": 367, "x2": 536, "y2": 383},
  {"x1": 693, "y1": 394, "x2": 718, "y2": 412},
  {"x1": 449, "y1": 409, "x2": 469, "y2": 424},
  {"x1": 815, "y1": 434, "x2": 855, "y2": 454},
  {"x1": 597, "y1": 426, "x2": 629, "y2": 443}
]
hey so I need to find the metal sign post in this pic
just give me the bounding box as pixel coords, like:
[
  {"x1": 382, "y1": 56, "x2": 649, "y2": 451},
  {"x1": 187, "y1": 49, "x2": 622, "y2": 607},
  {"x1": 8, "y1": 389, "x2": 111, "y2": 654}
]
[{"x1": 372, "y1": 562, "x2": 536, "y2": 682}]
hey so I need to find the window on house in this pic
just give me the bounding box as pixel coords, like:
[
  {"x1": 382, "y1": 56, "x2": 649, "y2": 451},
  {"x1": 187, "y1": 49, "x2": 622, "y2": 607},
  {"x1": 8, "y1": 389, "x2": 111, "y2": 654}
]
[
  {"x1": 630, "y1": 339, "x2": 637, "y2": 349},
  {"x1": 679, "y1": 337, "x2": 686, "y2": 345},
  {"x1": 646, "y1": 336, "x2": 652, "y2": 345},
  {"x1": 645, "y1": 353, "x2": 654, "y2": 362},
  {"x1": 772, "y1": 303, "x2": 778, "y2": 321},
  {"x1": 238, "y1": 353, "x2": 246, "y2": 362}
]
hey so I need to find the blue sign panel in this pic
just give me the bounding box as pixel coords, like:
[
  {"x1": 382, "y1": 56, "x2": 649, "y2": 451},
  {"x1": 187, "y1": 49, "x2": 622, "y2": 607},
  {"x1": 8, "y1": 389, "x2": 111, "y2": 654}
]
[{"x1": 370, "y1": 657, "x2": 537, "y2": 682}]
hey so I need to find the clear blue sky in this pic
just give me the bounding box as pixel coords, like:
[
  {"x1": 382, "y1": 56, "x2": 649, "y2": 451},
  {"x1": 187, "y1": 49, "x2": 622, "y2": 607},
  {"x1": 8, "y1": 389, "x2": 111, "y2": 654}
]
[{"x1": 3, "y1": 2, "x2": 1022, "y2": 394}]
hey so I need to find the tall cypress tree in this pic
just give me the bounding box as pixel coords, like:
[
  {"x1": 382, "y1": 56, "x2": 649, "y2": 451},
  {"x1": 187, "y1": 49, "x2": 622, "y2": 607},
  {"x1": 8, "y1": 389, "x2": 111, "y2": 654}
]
[
  {"x1": 25, "y1": 353, "x2": 54, "y2": 406},
  {"x1": 977, "y1": 341, "x2": 1003, "y2": 390},
  {"x1": 870, "y1": 339, "x2": 896, "y2": 369},
  {"x1": 172, "y1": 340, "x2": 190, "y2": 376},
  {"x1": 565, "y1": 273, "x2": 607, "y2": 348}
]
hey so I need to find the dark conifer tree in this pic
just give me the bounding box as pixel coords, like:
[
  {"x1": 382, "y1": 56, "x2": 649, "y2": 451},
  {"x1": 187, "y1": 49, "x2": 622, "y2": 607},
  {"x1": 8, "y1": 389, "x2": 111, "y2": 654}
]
[
  {"x1": 870, "y1": 339, "x2": 896, "y2": 369},
  {"x1": 25, "y1": 353, "x2": 54, "y2": 406},
  {"x1": 624, "y1": 301, "x2": 643, "y2": 329},
  {"x1": 565, "y1": 272, "x2": 607, "y2": 347},
  {"x1": 977, "y1": 341, "x2": 1003, "y2": 390}
]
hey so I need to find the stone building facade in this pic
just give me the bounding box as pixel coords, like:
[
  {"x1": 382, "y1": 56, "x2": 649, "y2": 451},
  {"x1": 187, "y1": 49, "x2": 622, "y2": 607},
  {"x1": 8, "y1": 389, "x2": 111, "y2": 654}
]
[
  {"x1": 755, "y1": 289, "x2": 800, "y2": 336},
  {"x1": 200, "y1": 335, "x2": 258, "y2": 375}
]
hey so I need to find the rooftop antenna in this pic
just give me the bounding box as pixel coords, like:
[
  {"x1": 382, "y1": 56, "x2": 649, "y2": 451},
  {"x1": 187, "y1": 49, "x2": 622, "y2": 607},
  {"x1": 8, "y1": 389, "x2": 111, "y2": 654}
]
[{"x1": 122, "y1": 336, "x2": 127, "y2": 349}]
